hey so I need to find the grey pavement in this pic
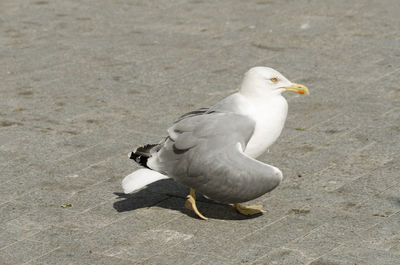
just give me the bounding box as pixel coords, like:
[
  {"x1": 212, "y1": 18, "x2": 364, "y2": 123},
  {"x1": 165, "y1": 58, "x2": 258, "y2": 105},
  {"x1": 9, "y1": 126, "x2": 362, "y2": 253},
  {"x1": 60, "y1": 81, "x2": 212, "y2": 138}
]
[{"x1": 1, "y1": 0, "x2": 399, "y2": 264}]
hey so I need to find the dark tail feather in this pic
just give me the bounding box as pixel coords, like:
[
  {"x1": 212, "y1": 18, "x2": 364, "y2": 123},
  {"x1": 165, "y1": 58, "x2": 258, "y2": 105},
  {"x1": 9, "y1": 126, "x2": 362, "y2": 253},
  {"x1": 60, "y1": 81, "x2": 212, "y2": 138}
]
[{"x1": 129, "y1": 144, "x2": 157, "y2": 168}]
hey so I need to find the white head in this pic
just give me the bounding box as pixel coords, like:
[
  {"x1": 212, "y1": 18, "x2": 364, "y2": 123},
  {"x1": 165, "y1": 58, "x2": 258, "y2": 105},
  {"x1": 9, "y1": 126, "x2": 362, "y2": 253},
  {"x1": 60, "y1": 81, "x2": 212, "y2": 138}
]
[{"x1": 239, "y1": 66, "x2": 308, "y2": 98}]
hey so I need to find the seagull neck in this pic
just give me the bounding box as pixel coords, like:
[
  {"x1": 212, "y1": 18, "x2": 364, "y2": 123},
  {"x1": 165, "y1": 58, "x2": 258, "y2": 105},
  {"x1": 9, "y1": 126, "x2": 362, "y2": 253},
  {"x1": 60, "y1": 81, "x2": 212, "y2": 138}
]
[{"x1": 240, "y1": 90, "x2": 283, "y2": 102}]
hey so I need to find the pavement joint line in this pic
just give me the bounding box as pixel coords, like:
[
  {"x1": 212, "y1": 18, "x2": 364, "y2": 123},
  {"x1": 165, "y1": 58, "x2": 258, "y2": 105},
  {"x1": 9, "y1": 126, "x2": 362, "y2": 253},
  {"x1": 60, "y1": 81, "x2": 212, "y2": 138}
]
[
  {"x1": 149, "y1": 212, "x2": 188, "y2": 227},
  {"x1": 310, "y1": 163, "x2": 337, "y2": 177},
  {"x1": 2, "y1": 153, "x2": 130, "y2": 208},
  {"x1": 0, "y1": 227, "x2": 44, "y2": 251},
  {"x1": 21, "y1": 237, "x2": 49, "y2": 245},
  {"x1": 283, "y1": 223, "x2": 326, "y2": 246},
  {"x1": 380, "y1": 107, "x2": 399, "y2": 117},
  {"x1": 95, "y1": 202, "x2": 182, "y2": 233},
  {"x1": 365, "y1": 65, "x2": 400, "y2": 83},
  {"x1": 361, "y1": 187, "x2": 400, "y2": 227},
  {"x1": 117, "y1": 38, "x2": 262, "y2": 88},
  {"x1": 301, "y1": 204, "x2": 389, "y2": 227},
  {"x1": 106, "y1": 254, "x2": 145, "y2": 264},
  {"x1": 322, "y1": 124, "x2": 363, "y2": 144},
  {"x1": 41, "y1": 133, "x2": 126, "y2": 164},
  {"x1": 281, "y1": 246, "x2": 311, "y2": 260},
  {"x1": 355, "y1": 140, "x2": 378, "y2": 152},
  {"x1": 6, "y1": 152, "x2": 128, "y2": 202},
  {"x1": 92, "y1": 191, "x2": 171, "y2": 215},
  {"x1": 0, "y1": 70, "x2": 255, "y2": 161},
  {"x1": 21, "y1": 246, "x2": 61, "y2": 265},
  {"x1": 78, "y1": 200, "x2": 110, "y2": 215},
  {"x1": 0, "y1": 236, "x2": 27, "y2": 251},
  {"x1": 29, "y1": 219, "x2": 104, "y2": 234},
  {"x1": 65, "y1": 181, "x2": 144, "y2": 215},
  {"x1": 2, "y1": 60, "x2": 190, "y2": 149},
  {"x1": 200, "y1": 255, "x2": 237, "y2": 265},
  {"x1": 325, "y1": 131, "x2": 380, "y2": 153},
  {"x1": 2, "y1": 126, "x2": 377, "y2": 212},
  {"x1": 332, "y1": 47, "x2": 372, "y2": 61},
  {"x1": 312, "y1": 191, "x2": 384, "y2": 218},
  {"x1": 21, "y1": 172, "x2": 164, "y2": 217},
  {"x1": 12, "y1": 106, "x2": 362, "y2": 206},
  {"x1": 163, "y1": 248, "x2": 232, "y2": 264},
  {"x1": 83, "y1": 213, "x2": 134, "y2": 234},
  {"x1": 330, "y1": 171, "x2": 383, "y2": 196},
  {"x1": 1, "y1": 2, "x2": 399, "y2": 263},
  {"x1": 2, "y1": 43, "x2": 342, "y2": 159},
  {"x1": 294, "y1": 112, "x2": 342, "y2": 132},
  {"x1": 251, "y1": 245, "x2": 313, "y2": 264},
  {"x1": 1, "y1": 63, "x2": 67, "y2": 82},
  {"x1": 0, "y1": 107, "x2": 124, "y2": 153},
  {"x1": 306, "y1": 244, "x2": 345, "y2": 265},
  {"x1": 64, "y1": 151, "x2": 136, "y2": 189},
  {"x1": 364, "y1": 218, "x2": 394, "y2": 235},
  {"x1": 148, "y1": 52, "x2": 277, "y2": 87},
  {"x1": 101, "y1": 233, "x2": 191, "y2": 264},
  {"x1": 237, "y1": 204, "x2": 311, "y2": 242}
]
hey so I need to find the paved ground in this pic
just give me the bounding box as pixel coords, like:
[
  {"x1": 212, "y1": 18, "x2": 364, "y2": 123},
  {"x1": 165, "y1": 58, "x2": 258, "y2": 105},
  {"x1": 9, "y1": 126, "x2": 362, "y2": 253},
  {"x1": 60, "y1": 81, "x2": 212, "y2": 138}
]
[{"x1": 1, "y1": 0, "x2": 399, "y2": 264}]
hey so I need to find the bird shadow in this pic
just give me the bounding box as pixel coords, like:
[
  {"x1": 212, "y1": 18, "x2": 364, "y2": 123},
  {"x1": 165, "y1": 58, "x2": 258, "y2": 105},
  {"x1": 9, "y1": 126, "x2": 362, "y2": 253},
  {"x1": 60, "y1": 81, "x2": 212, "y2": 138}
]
[{"x1": 113, "y1": 179, "x2": 262, "y2": 221}]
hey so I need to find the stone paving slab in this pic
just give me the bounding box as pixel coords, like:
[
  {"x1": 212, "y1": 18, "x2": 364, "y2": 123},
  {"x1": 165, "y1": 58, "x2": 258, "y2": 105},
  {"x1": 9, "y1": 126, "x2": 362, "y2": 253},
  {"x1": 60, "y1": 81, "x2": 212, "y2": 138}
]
[{"x1": 1, "y1": 0, "x2": 399, "y2": 264}]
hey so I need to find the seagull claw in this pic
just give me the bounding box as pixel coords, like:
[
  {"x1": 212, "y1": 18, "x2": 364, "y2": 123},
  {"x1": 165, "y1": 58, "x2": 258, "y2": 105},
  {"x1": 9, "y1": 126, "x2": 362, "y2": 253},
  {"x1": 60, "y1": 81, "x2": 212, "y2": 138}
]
[
  {"x1": 185, "y1": 188, "x2": 208, "y2": 220},
  {"x1": 234, "y1": 203, "x2": 266, "y2": 215}
]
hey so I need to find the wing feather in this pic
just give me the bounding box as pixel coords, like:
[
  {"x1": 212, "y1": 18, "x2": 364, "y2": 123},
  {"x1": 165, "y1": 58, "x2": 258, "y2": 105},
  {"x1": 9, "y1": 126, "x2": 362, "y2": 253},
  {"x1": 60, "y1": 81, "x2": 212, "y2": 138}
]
[{"x1": 148, "y1": 112, "x2": 282, "y2": 203}]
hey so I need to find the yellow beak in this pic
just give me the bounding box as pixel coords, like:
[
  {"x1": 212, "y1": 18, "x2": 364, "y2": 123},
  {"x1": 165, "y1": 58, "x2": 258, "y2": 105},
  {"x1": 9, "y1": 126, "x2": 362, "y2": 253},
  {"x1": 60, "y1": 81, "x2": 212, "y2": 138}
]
[{"x1": 284, "y1": 83, "x2": 309, "y2": 95}]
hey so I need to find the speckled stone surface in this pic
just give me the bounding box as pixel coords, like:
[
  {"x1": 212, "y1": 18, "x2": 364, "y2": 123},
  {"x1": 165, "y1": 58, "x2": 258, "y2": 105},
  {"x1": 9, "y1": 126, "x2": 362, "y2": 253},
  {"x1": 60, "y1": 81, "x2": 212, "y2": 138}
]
[{"x1": 1, "y1": 0, "x2": 399, "y2": 264}]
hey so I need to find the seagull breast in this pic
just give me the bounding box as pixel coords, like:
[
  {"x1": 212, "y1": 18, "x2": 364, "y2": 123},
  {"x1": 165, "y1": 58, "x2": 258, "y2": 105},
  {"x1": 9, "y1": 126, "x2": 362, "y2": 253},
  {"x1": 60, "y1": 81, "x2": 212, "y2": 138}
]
[{"x1": 242, "y1": 95, "x2": 288, "y2": 158}]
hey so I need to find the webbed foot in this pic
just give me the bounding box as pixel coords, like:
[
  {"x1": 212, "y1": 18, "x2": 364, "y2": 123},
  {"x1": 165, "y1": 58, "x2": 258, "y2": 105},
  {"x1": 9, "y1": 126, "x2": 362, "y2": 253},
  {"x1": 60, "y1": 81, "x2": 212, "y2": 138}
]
[
  {"x1": 185, "y1": 188, "x2": 208, "y2": 220},
  {"x1": 234, "y1": 203, "x2": 265, "y2": 216}
]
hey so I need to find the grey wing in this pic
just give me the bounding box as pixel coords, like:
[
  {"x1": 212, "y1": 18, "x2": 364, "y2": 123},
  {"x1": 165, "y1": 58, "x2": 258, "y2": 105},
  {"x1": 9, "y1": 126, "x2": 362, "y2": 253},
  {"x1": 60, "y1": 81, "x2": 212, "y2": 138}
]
[
  {"x1": 173, "y1": 93, "x2": 246, "y2": 123},
  {"x1": 148, "y1": 113, "x2": 283, "y2": 204},
  {"x1": 174, "y1": 107, "x2": 211, "y2": 123}
]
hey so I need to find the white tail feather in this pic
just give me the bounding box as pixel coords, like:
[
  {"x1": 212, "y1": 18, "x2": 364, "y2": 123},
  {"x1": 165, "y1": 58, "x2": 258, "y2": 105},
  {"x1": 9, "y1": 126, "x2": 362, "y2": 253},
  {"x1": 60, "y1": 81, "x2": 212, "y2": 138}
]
[{"x1": 122, "y1": 168, "x2": 168, "y2": 194}]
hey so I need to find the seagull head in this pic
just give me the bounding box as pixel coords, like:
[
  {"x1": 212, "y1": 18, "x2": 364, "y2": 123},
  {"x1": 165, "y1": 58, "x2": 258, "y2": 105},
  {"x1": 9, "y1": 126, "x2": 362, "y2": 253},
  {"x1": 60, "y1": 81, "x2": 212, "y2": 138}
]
[{"x1": 239, "y1": 67, "x2": 309, "y2": 98}]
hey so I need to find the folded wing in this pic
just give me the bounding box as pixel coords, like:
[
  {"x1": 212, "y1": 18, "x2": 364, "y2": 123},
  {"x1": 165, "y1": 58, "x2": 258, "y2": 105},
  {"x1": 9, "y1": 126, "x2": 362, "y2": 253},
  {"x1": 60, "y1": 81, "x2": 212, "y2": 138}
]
[{"x1": 148, "y1": 112, "x2": 282, "y2": 203}]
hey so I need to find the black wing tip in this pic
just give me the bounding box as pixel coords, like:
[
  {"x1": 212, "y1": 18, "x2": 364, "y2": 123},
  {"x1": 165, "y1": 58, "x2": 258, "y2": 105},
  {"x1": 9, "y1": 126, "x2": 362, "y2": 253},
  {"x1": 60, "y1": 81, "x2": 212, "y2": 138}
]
[
  {"x1": 129, "y1": 151, "x2": 149, "y2": 168},
  {"x1": 129, "y1": 143, "x2": 158, "y2": 168}
]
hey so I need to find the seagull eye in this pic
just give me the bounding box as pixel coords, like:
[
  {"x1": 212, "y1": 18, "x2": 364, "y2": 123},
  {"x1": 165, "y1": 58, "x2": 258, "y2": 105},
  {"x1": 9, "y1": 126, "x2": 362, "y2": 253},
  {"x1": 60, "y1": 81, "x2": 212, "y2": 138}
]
[{"x1": 270, "y1": 77, "x2": 279, "y2": 83}]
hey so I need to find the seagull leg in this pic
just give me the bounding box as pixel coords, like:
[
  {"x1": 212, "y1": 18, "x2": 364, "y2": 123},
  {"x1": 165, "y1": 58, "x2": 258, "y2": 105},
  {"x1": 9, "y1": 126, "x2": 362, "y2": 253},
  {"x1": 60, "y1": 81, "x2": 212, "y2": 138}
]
[
  {"x1": 185, "y1": 188, "x2": 208, "y2": 220},
  {"x1": 234, "y1": 203, "x2": 266, "y2": 216}
]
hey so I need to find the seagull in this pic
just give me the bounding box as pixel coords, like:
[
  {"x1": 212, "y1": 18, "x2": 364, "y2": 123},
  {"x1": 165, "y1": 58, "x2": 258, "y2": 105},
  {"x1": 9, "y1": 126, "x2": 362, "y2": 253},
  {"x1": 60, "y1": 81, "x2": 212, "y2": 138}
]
[{"x1": 122, "y1": 67, "x2": 309, "y2": 220}]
